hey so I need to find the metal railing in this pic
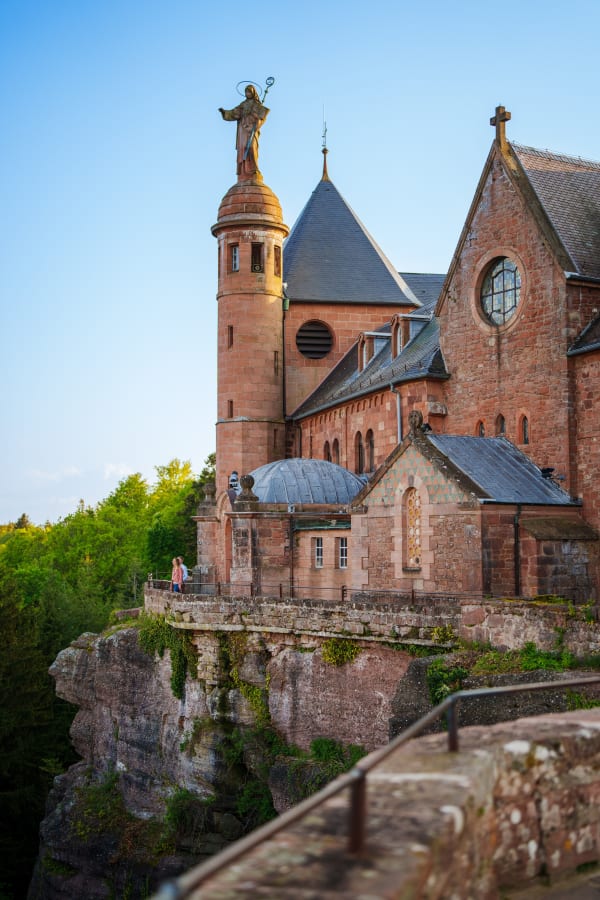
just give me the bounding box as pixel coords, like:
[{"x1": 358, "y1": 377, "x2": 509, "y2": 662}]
[
  {"x1": 154, "y1": 674, "x2": 600, "y2": 899},
  {"x1": 146, "y1": 580, "x2": 576, "y2": 606}
]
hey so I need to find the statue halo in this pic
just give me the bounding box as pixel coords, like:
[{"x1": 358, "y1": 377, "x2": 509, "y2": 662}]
[{"x1": 236, "y1": 80, "x2": 263, "y2": 97}]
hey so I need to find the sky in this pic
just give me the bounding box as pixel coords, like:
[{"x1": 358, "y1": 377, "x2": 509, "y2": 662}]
[{"x1": 2, "y1": 0, "x2": 600, "y2": 525}]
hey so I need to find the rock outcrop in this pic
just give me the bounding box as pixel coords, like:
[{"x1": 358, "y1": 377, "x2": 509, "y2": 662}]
[{"x1": 29, "y1": 625, "x2": 413, "y2": 898}]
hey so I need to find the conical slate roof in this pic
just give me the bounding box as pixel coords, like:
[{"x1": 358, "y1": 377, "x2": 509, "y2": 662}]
[{"x1": 283, "y1": 178, "x2": 420, "y2": 306}]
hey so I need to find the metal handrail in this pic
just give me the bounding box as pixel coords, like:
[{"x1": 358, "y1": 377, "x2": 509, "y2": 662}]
[
  {"x1": 154, "y1": 674, "x2": 600, "y2": 898},
  {"x1": 146, "y1": 580, "x2": 587, "y2": 605}
]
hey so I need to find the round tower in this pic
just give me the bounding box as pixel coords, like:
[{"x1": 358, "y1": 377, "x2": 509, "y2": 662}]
[{"x1": 212, "y1": 178, "x2": 289, "y2": 494}]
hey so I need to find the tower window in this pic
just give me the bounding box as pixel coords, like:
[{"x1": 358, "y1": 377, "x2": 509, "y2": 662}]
[
  {"x1": 520, "y1": 415, "x2": 530, "y2": 445},
  {"x1": 332, "y1": 439, "x2": 340, "y2": 464},
  {"x1": 324, "y1": 441, "x2": 331, "y2": 462},
  {"x1": 496, "y1": 414, "x2": 505, "y2": 435},
  {"x1": 274, "y1": 245, "x2": 281, "y2": 277},
  {"x1": 230, "y1": 244, "x2": 239, "y2": 272},
  {"x1": 274, "y1": 350, "x2": 279, "y2": 375},
  {"x1": 227, "y1": 400, "x2": 234, "y2": 418},
  {"x1": 476, "y1": 420, "x2": 485, "y2": 437},
  {"x1": 251, "y1": 243, "x2": 264, "y2": 273},
  {"x1": 227, "y1": 325, "x2": 234, "y2": 348}
]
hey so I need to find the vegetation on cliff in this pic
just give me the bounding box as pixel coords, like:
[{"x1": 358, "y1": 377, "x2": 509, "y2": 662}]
[{"x1": 0, "y1": 455, "x2": 214, "y2": 900}]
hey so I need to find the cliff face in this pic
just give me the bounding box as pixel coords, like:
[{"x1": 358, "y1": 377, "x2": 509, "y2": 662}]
[
  {"x1": 32, "y1": 619, "x2": 593, "y2": 899},
  {"x1": 29, "y1": 624, "x2": 413, "y2": 899}
]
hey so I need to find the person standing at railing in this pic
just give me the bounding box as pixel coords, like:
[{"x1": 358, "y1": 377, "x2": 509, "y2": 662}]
[
  {"x1": 171, "y1": 557, "x2": 183, "y2": 593},
  {"x1": 177, "y1": 556, "x2": 188, "y2": 582}
]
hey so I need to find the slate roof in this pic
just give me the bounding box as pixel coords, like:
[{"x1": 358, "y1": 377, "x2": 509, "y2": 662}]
[
  {"x1": 292, "y1": 312, "x2": 447, "y2": 419},
  {"x1": 513, "y1": 143, "x2": 600, "y2": 280},
  {"x1": 427, "y1": 435, "x2": 575, "y2": 505},
  {"x1": 283, "y1": 178, "x2": 420, "y2": 306},
  {"x1": 400, "y1": 273, "x2": 446, "y2": 314},
  {"x1": 249, "y1": 458, "x2": 366, "y2": 505}
]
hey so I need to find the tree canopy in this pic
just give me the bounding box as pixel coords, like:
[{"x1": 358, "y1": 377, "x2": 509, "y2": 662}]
[{"x1": 0, "y1": 454, "x2": 215, "y2": 898}]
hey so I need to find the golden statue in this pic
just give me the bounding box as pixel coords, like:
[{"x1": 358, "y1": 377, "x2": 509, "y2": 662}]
[{"x1": 219, "y1": 85, "x2": 269, "y2": 180}]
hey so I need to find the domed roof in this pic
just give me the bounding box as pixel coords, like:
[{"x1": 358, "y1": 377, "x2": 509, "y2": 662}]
[
  {"x1": 249, "y1": 458, "x2": 366, "y2": 505},
  {"x1": 212, "y1": 180, "x2": 287, "y2": 236}
]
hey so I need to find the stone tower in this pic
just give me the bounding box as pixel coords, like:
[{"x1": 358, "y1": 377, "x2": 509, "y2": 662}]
[{"x1": 211, "y1": 132, "x2": 289, "y2": 494}]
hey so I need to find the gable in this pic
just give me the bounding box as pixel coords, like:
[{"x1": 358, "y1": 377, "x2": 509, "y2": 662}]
[{"x1": 352, "y1": 439, "x2": 477, "y2": 510}]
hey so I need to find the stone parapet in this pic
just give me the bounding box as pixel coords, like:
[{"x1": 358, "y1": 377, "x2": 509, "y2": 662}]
[
  {"x1": 144, "y1": 587, "x2": 600, "y2": 656},
  {"x1": 159, "y1": 709, "x2": 600, "y2": 898}
]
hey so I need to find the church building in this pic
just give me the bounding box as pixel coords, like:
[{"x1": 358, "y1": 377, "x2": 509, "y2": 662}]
[{"x1": 195, "y1": 101, "x2": 600, "y2": 603}]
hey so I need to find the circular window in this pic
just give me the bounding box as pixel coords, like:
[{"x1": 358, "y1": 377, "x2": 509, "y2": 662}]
[
  {"x1": 295, "y1": 320, "x2": 333, "y2": 359},
  {"x1": 480, "y1": 257, "x2": 521, "y2": 325}
]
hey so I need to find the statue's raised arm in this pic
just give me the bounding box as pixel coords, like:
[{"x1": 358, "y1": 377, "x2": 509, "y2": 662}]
[{"x1": 219, "y1": 85, "x2": 269, "y2": 181}]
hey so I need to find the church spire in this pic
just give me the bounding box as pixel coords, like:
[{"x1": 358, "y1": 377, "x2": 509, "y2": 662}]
[{"x1": 321, "y1": 116, "x2": 330, "y2": 181}]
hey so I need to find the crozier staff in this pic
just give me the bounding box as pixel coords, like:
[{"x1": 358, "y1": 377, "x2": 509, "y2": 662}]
[{"x1": 219, "y1": 85, "x2": 269, "y2": 178}]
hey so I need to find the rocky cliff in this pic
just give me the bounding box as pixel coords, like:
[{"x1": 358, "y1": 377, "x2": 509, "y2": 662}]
[
  {"x1": 29, "y1": 613, "x2": 599, "y2": 899},
  {"x1": 28, "y1": 622, "x2": 414, "y2": 899}
]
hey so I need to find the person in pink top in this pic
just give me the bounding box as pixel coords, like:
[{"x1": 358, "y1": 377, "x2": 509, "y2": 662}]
[{"x1": 171, "y1": 557, "x2": 183, "y2": 593}]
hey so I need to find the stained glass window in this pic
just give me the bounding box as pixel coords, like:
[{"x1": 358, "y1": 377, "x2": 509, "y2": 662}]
[
  {"x1": 405, "y1": 488, "x2": 421, "y2": 568},
  {"x1": 480, "y1": 257, "x2": 521, "y2": 325}
]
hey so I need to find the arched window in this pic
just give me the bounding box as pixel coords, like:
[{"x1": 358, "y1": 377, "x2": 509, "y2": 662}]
[
  {"x1": 520, "y1": 415, "x2": 530, "y2": 445},
  {"x1": 403, "y1": 487, "x2": 421, "y2": 569},
  {"x1": 365, "y1": 429, "x2": 375, "y2": 471},
  {"x1": 496, "y1": 414, "x2": 506, "y2": 436},
  {"x1": 332, "y1": 439, "x2": 340, "y2": 464},
  {"x1": 324, "y1": 441, "x2": 331, "y2": 462},
  {"x1": 355, "y1": 431, "x2": 364, "y2": 474},
  {"x1": 476, "y1": 420, "x2": 485, "y2": 437}
]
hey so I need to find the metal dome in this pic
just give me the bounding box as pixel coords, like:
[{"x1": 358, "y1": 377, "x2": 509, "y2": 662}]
[{"x1": 249, "y1": 458, "x2": 366, "y2": 505}]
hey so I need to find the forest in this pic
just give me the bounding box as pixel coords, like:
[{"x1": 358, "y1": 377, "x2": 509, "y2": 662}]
[{"x1": 0, "y1": 455, "x2": 215, "y2": 900}]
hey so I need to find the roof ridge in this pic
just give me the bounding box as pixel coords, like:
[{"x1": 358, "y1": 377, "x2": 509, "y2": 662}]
[{"x1": 512, "y1": 141, "x2": 600, "y2": 170}]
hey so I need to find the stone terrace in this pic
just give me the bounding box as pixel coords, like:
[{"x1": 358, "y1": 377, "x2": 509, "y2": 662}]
[
  {"x1": 145, "y1": 586, "x2": 600, "y2": 655},
  {"x1": 157, "y1": 710, "x2": 600, "y2": 899}
]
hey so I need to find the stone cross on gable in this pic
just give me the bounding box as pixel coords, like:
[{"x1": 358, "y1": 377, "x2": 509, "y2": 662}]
[{"x1": 490, "y1": 105, "x2": 511, "y2": 149}]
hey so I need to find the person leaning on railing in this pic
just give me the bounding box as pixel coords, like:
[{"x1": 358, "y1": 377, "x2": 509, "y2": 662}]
[{"x1": 171, "y1": 557, "x2": 184, "y2": 593}]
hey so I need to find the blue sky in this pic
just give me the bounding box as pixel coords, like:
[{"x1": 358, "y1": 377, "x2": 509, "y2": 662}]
[{"x1": 2, "y1": 0, "x2": 600, "y2": 524}]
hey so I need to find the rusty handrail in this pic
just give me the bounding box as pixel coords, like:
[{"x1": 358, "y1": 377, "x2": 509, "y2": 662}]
[{"x1": 153, "y1": 674, "x2": 600, "y2": 899}]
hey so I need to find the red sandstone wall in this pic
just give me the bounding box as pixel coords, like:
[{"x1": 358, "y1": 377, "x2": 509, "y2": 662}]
[
  {"x1": 296, "y1": 379, "x2": 446, "y2": 473},
  {"x1": 285, "y1": 301, "x2": 410, "y2": 414},
  {"x1": 571, "y1": 348, "x2": 600, "y2": 590},
  {"x1": 439, "y1": 152, "x2": 575, "y2": 489}
]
